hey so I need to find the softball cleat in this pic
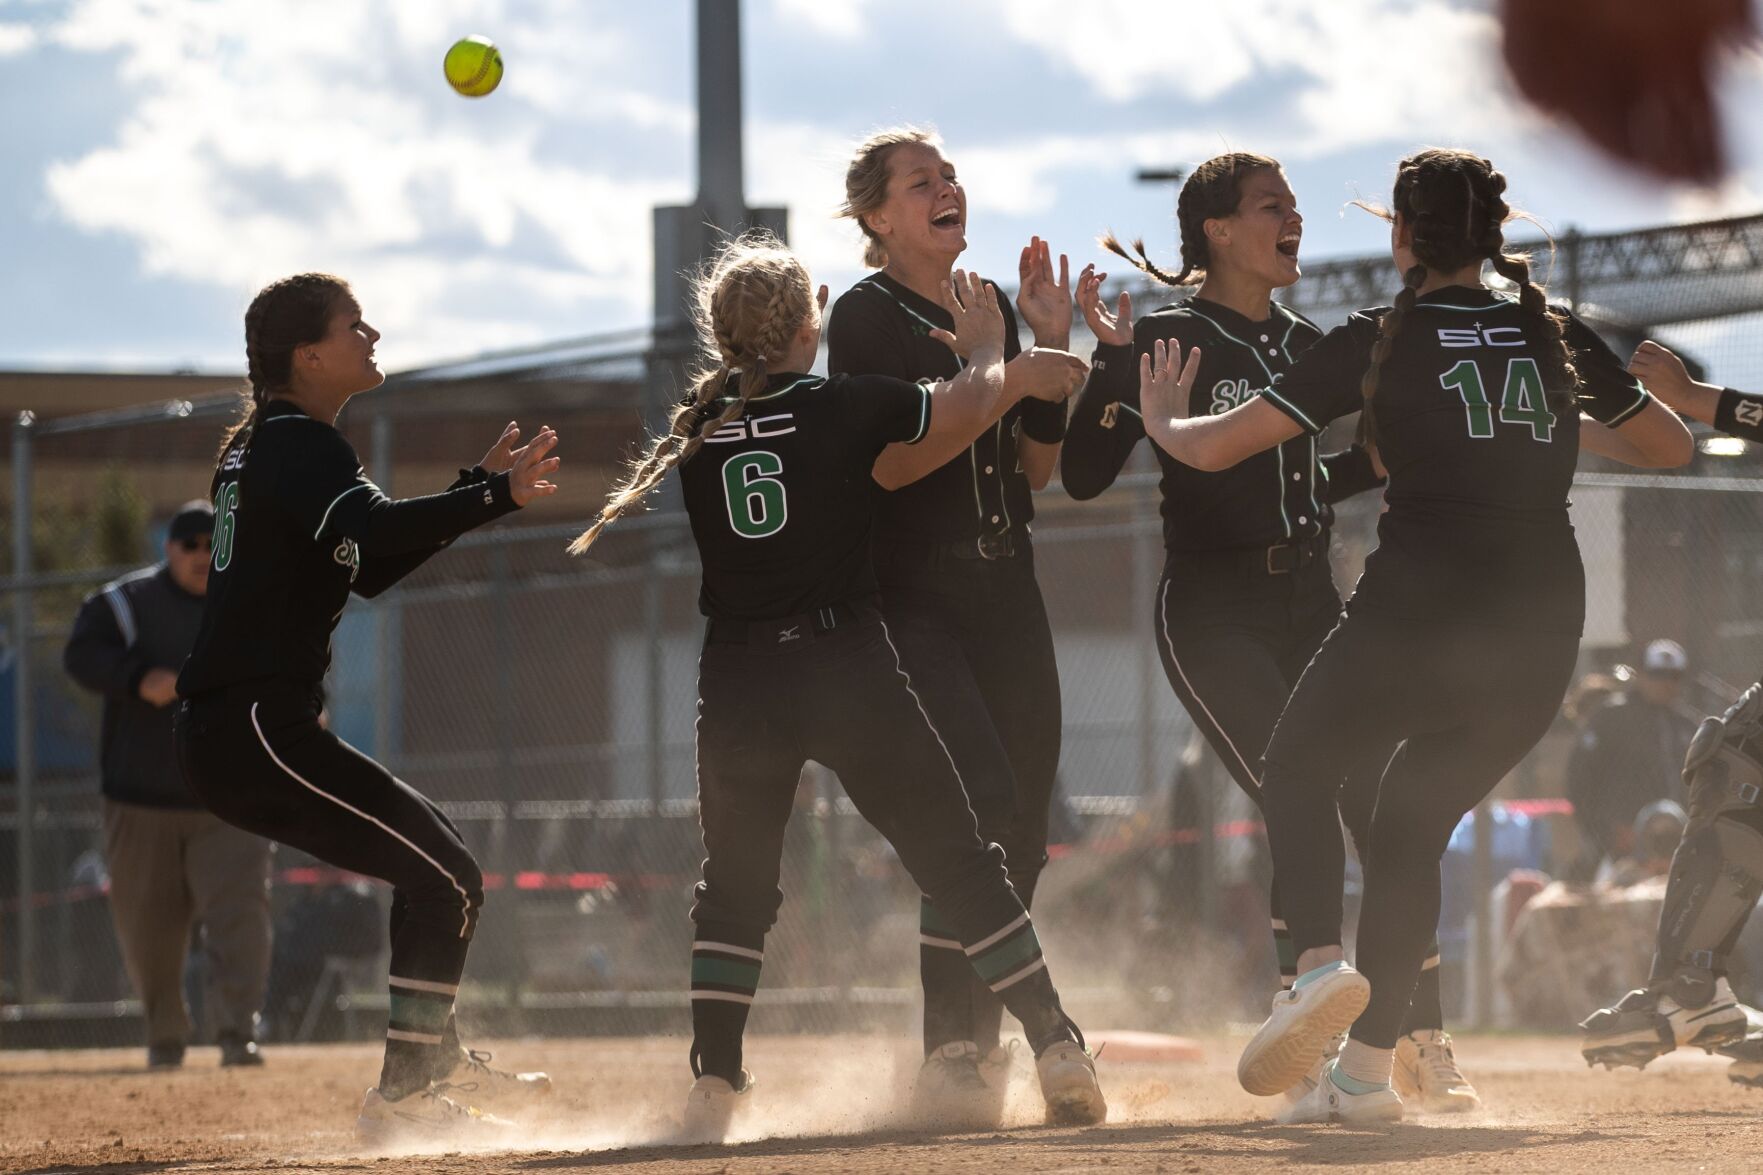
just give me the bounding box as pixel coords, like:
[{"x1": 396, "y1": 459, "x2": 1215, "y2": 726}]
[
  {"x1": 1239, "y1": 965, "x2": 1371, "y2": 1096},
  {"x1": 1580, "y1": 980, "x2": 1748, "y2": 1070},
  {"x1": 680, "y1": 1070, "x2": 752, "y2": 1144},
  {"x1": 1276, "y1": 1059, "x2": 1404, "y2": 1126},
  {"x1": 1035, "y1": 1039, "x2": 1107, "y2": 1126},
  {"x1": 437, "y1": 1047, "x2": 553, "y2": 1109},
  {"x1": 355, "y1": 1084, "x2": 517, "y2": 1145},
  {"x1": 1393, "y1": 1030, "x2": 1481, "y2": 1113}
]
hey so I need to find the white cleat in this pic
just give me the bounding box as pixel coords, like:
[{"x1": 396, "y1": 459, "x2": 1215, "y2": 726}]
[
  {"x1": 1239, "y1": 966, "x2": 1371, "y2": 1097},
  {"x1": 1275, "y1": 1031, "x2": 1344, "y2": 1120},
  {"x1": 1036, "y1": 1039, "x2": 1107, "y2": 1126},
  {"x1": 680, "y1": 1070, "x2": 752, "y2": 1144},
  {"x1": 912, "y1": 1041, "x2": 1002, "y2": 1131},
  {"x1": 355, "y1": 1084, "x2": 518, "y2": 1145},
  {"x1": 439, "y1": 1048, "x2": 554, "y2": 1110},
  {"x1": 1277, "y1": 1060, "x2": 1404, "y2": 1125},
  {"x1": 1393, "y1": 1030, "x2": 1482, "y2": 1113}
]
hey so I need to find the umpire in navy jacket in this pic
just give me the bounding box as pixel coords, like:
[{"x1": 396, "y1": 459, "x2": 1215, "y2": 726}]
[{"x1": 63, "y1": 500, "x2": 273, "y2": 1069}]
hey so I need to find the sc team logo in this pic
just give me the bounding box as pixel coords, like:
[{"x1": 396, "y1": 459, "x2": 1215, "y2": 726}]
[
  {"x1": 333, "y1": 538, "x2": 361, "y2": 583},
  {"x1": 1438, "y1": 324, "x2": 1525, "y2": 348},
  {"x1": 704, "y1": 413, "x2": 798, "y2": 444},
  {"x1": 1210, "y1": 378, "x2": 1256, "y2": 414}
]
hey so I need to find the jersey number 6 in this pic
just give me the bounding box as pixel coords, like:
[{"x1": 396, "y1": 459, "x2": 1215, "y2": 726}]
[
  {"x1": 1440, "y1": 357, "x2": 1556, "y2": 443},
  {"x1": 722, "y1": 452, "x2": 788, "y2": 539}
]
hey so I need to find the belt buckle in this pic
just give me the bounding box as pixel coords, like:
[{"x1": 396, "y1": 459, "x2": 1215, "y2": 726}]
[
  {"x1": 977, "y1": 531, "x2": 1011, "y2": 561},
  {"x1": 1265, "y1": 544, "x2": 1291, "y2": 575}
]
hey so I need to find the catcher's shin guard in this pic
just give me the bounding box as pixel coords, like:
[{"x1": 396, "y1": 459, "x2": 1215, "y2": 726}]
[{"x1": 1651, "y1": 683, "x2": 1763, "y2": 1008}]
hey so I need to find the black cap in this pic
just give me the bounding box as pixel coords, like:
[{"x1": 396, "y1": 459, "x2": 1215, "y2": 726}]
[{"x1": 168, "y1": 499, "x2": 215, "y2": 544}]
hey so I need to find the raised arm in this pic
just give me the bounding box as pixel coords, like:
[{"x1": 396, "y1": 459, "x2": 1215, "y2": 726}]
[
  {"x1": 1061, "y1": 264, "x2": 1143, "y2": 500},
  {"x1": 1014, "y1": 237, "x2": 1078, "y2": 490},
  {"x1": 1138, "y1": 340, "x2": 1303, "y2": 471},
  {"x1": 1629, "y1": 339, "x2": 1763, "y2": 441},
  {"x1": 873, "y1": 272, "x2": 1009, "y2": 490},
  {"x1": 1573, "y1": 325, "x2": 1694, "y2": 469}
]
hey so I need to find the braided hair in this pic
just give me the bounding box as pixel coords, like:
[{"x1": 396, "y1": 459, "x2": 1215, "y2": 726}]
[
  {"x1": 1355, "y1": 149, "x2": 1579, "y2": 444},
  {"x1": 1101, "y1": 152, "x2": 1283, "y2": 288},
  {"x1": 569, "y1": 233, "x2": 815, "y2": 555},
  {"x1": 219, "y1": 273, "x2": 352, "y2": 459}
]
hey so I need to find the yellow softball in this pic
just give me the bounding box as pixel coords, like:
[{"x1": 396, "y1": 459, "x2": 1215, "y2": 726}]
[{"x1": 444, "y1": 35, "x2": 503, "y2": 98}]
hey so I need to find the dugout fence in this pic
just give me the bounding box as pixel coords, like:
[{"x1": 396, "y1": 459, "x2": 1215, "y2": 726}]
[{"x1": 6, "y1": 213, "x2": 1763, "y2": 1050}]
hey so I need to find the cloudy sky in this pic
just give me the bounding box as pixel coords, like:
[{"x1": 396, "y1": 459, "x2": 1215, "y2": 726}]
[{"x1": 4, "y1": 0, "x2": 1762, "y2": 374}]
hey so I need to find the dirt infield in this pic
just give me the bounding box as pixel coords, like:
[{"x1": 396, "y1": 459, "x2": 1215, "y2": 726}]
[{"x1": 3, "y1": 1033, "x2": 1761, "y2": 1173}]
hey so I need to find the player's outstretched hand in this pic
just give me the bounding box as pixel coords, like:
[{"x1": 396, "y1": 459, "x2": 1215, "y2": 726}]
[
  {"x1": 509, "y1": 426, "x2": 560, "y2": 507},
  {"x1": 1076, "y1": 264, "x2": 1133, "y2": 348},
  {"x1": 1007, "y1": 347, "x2": 1089, "y2": 403},
  {"x1": 479, "y1": 420, "x2": 522, "y2": 473},
  {"x1": 1629, "y1": 340, "x2": 1695, "y2": 405},
  {"x1": 1017, "y1": 236, "x2": 1073, "y2": 346},
  {"x1": 930, "y1": 269, "x2": 1006, "y2": 360},
  {"x1": 1140, "y1": 338, "x2": 1202, "y2": 424}
]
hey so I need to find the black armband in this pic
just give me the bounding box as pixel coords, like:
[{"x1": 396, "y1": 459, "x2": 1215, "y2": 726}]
[{"x1": 1019, "y1": 396, "x2": 1069, "y2": 444}]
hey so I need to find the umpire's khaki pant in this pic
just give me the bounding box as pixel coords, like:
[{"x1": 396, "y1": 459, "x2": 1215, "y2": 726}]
[{"x1": 101, "y1": 800, "x2": 274, "y2": 1047}]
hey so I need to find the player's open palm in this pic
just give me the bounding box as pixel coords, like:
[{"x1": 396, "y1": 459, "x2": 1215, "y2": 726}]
[
  {"x1": 930, "y1": 269, "x2": 1006, "y2": 360},
  {"x1": 1077, "y1": 264, "x2": 1134, "y2": 348},
  {"x1": 1140, "y1": 339, "x2": 1203, "y2": 424},
  {"x1": 1016, "y1": 236, "x2": 1073, "y2": 345},
  {"x1": 509, "y1": 426, "x2": 561, "y2": 506}
]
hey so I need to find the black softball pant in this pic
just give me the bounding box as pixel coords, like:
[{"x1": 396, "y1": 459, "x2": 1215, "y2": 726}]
[
  {"x1": 174, "y1": 681, "x2": 480, "y2": 1064},
  {"x1": 1262, "y1": 606, "x2": 1578, "y2": 1048},
  {"x1": 1155, "y1": 548, "x2": 1444, "y2": 1031},
  {"x1": 689, "y1": 602, "x2": 1072, "y2": 1083},
  {"x1": 874, "y1": 536, "x2": 1061, "y2": 1055}
]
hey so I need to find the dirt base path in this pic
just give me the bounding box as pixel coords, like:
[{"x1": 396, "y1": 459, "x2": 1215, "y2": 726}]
[{"x1": 4, "y1": 1033, "x2": 1760, "y2": 1173}]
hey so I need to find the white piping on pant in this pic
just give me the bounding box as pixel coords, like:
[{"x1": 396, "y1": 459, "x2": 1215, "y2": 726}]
[
  {"x1": 249, "y1": 702, "x2": 474, "y2": 939},
  {"x1": 1157, "y1": 579, "x2": 1262, "y2": 791}
]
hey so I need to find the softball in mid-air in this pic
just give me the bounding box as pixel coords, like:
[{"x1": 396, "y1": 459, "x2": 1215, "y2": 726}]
[{"x1": 444, "y1": 35, "x2": 503, "y2": 98}]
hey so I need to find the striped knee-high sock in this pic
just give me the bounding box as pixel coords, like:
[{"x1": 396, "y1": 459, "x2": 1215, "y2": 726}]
[
  {"x1": 921, "y1": 896, "x2": 977, "y2": 1054},
  {"x1": 690, "y1": 930, "x2": 764, "y2": 1083},
  {"x1": 963, "y1": 912, "x2": 1074, "y2": 1055},
  {"x1": 381, "y1": 975, "x2": 458, "y2": 1098}
]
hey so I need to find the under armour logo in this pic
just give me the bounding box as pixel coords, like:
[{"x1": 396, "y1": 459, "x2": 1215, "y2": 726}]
[
  {"x1": 778, "y1": 626, "x2": 801, "y2": 643},
  {"x1": 1100, "y1": 403, "x2": 1119, "y2": 430}
]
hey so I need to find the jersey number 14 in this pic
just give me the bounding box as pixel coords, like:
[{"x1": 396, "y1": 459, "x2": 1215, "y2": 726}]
[
  {"x1": 1440, "y1": 357, "x2": 1556, "y2": 442},
  {"x1": 722, "y1": 452, "x2": 788, "y2": 539}
]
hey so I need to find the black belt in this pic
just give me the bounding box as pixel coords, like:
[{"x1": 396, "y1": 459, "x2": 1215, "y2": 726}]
[
  {"x1": 1263, "y1": 535, "x2": 1323, "y2": 575},
  {"x1": 944, "y1": 530, "x2": 1017, "y2": 561},
  {"x1": 706, "y1": 600, "x2": 864, "y2": 649}
]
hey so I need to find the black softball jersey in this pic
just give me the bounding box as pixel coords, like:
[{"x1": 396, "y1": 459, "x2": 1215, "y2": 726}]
[{"x1": 1258, "y1": 286, "x2": 1652, "y2": 633}]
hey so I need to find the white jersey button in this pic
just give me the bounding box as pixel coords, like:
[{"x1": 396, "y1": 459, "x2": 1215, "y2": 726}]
[
  {"x1": 991, "y1": 515, "x2": 1000, "y2": 524},
  {"x1": 1298, "y1": 515, "x2": 1309, "y2": 525},
  {"x1": 985, "y1": 465, "x2": 995, "y2": 474}
]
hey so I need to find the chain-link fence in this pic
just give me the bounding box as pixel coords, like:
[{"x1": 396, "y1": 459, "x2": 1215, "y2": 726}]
[{"x1": 6, "y1": 215, "x2": 1763, "y2": 1052}]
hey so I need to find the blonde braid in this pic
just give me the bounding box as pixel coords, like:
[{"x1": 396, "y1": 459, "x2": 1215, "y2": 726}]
[{"x1": 570, "y1": 233, "x2": 813, "y2": 555}]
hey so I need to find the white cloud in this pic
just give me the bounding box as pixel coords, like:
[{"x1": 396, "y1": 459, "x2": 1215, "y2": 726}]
[
  {"x1": 768, "y1": 0, "x2": 876, "y2": 41},
  {"x1": 981, "y1": 0, "x2": 1525, "y2": 157},
  {"x1": 0, "y1": 22, "x2": 36, "y2": 55},
  {"x1": 37, "y1": 0, "x2": 689, "y2": 365}
]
